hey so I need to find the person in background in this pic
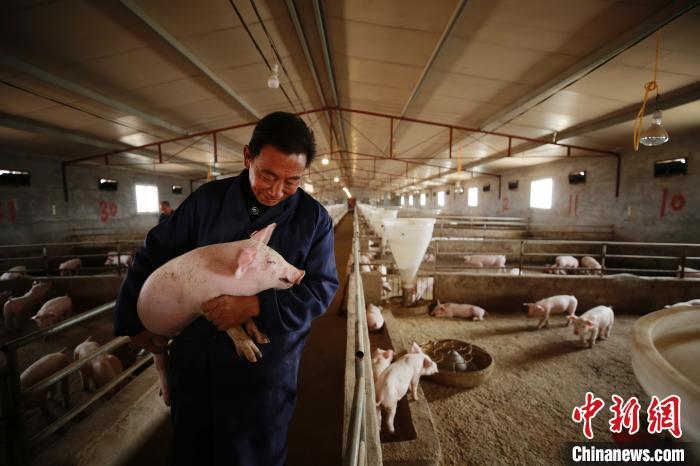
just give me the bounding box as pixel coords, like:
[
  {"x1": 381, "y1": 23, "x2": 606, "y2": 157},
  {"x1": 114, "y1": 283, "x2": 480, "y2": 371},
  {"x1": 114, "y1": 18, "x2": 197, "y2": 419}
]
[
  {"x1": 158, "y1": 200, "x2": 173, "y2": 224},
  {"x1": 114, "y1": 112, "x2": 338, "y2": 466}
]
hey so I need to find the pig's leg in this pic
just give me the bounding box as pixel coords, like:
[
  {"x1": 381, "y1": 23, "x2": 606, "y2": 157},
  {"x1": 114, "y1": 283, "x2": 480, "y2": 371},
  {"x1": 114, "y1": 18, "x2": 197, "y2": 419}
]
[
  {"x1": 376, "y1": 406, "x2": 382, "y2": 431},
  {"x1": 409, "y1": 375, "x2": 420, "y2": 401},
  {"x1": 537, "y1": 315, "x2": 546, "y2": 329},
  {"x1": 589, "y1": 327, "x2": 599, "y2": 348},
  {"x1": 154, "y1": 352, "x2": 170, "y2": 406},
  {"x1": 386, "y1": 403, "x2": 397, "y2": 433},
  {"x1": 243, "y1": 320, "x2": 270, "y2": 345},
  {"x1": 226, "y1": 326, "x2": 262, "y2": 363}
]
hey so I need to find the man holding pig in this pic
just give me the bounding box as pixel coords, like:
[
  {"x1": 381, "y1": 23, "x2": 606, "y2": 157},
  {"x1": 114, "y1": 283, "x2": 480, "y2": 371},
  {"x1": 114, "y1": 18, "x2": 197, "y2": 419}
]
[{"x1": 114, "y1": 112, "x2": 339, "y2": 466}]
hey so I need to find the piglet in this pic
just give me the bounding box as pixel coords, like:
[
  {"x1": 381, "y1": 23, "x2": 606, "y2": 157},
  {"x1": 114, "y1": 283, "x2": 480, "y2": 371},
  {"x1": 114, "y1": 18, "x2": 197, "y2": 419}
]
[
  {"x1": 414, "y1": 276, "x2": 434, "y2": 303},
  {"x1": 371, "y1": 348, "x2": 394, "y2": 386},
  {"x1": 1, "y1": 265, "x2": 27, "y2": 280},
  {"x1": 73, "y1": 336, "x2": 124, "y2": 393},
  {"x1": 59, "y1": 258, "x2": 82, "y2": 276},
  {"x1": 366, "y1": 304, "x2": 384, "y2": 331},
  {"x1": 550, "y1": 255, "x2": 579, "y2": 275},
  {"x1": 524, "y1": 295, "x2": 578, "y2": 329},
  {"x1": 3, "y1": 280, "x2": 51, "y2": 330},
  {"x1": 105, "y1": 252, "x2": 132, "y2": 267},
  {"x1": 678, "y1": 266, "x2": 700, "y2": 278},
  {"x1": 376, "y1": 342, "x2": 438, "y2": 433},
  {"x1": 568, "y1": 305, "x2": 614, "y2": 348},
  {"x1": 32, "y1": 295, "x2": 72, "y2": 328},
  {"x1": 423, "y1": 253, "x2": 435, "y2": 263},
  {"x1": 581, "y1": 256, "x2": 602, "y2": 275},
  {"x1": 138, "y1": 221, "x2": 305, "y2": 407},
  {"x1": 664, "y1": 299, "x2": 700, "y2": 308},
  {"x1": 20, "y1": 348, "x2": 72, "y2": 422},
  {"x1": 464, "y1": 254, "x2": 506, "y2": 271},
  {"x1": 431, "y1": 301, "x2": 487, "y2": 321}
]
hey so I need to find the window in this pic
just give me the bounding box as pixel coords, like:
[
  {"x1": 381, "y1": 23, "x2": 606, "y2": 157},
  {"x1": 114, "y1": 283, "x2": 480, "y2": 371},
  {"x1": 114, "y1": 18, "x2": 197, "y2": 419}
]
[
  {"x1": 654, "y1": 158, "x2": 687, "y2": 177},
  {"x1": 467, "y1": 187, "x2": 478, "y2": 207},
  {"x1": 482, "y1": 184, "x2": 491, "y2": 192},
  {"x1": 420, "y1": 193, "x2": 426, "y2": 206},
  {"x1": 508, "y1": 180, "x2": 519, "y2": 190},
  {"x1": 135, "y1": 185, "x2": 159, "y2": 213},
  {"x1": 530, "y1": 178, "x2": 553, "y2": 209},
  {"x1": 437, "y1": 191, "x2": 445, "y2": 207},
  {"x1": 0, "y1": 169, "x2": 30, "y2": 186},
  {"x1": 98, "y1": 178, "x2": 118, "y2": 191},
  {"x1": 408, "y1": 194, "x2": 414, "y2": 206},
  {"x1": 400, "y1": 195, "x2": 405, "y2": 206},
  {"x1": 172, "y1": 185, "x2": 183, "y2": 194},
  {"x1": 568, "y1": 171, "x2": 586, "y2": 184}
]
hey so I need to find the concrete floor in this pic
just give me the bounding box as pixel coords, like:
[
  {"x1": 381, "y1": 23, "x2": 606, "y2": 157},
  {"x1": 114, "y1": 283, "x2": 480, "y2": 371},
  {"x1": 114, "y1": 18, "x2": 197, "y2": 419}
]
[{"x1": 287, "y1": 212, "x2": 351, "y2": 466}]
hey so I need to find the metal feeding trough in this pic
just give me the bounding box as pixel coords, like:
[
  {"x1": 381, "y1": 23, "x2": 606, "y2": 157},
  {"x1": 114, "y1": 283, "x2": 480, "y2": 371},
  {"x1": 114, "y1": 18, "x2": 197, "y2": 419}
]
[{"x1": 421, "y1": 339, "x2": 494, "y2": 388}]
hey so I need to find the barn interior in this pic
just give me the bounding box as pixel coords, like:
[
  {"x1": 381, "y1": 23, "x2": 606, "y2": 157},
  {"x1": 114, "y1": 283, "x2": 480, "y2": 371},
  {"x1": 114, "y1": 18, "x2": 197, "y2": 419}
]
[{"x1": 1, "y1": 1, "x2": 699, "y2": 465}]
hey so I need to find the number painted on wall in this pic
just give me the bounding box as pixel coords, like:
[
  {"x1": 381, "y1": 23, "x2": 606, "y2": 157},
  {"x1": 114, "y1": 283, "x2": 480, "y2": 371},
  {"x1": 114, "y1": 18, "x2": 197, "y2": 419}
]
[
  {"x1": 99, "y1": 200, "x2": 118, "y2": 223},
  {"x1": 502, "y1": 196, "x2": 509, "y2": 213},
  {"x1": 659, "y1": 188, "x2": 685, "y2": 218},
  {"x1": 0, "y1": 199, "x2": 17, "y2": 223},
  {"x1": 568, "y1": 193, "x2": 580, "y2": 217}
]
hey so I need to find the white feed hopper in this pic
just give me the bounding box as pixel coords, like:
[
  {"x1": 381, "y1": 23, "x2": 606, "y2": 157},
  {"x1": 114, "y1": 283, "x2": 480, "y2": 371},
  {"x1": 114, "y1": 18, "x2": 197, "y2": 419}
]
[{"x1": 384, "y1": 218, "x2": 435, "y2": 304}]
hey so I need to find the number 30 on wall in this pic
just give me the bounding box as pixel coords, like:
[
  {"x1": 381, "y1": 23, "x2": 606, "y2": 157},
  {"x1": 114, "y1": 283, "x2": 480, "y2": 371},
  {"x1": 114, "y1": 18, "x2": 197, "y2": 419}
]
[{"x1": 99, "y1": 200, "x2": 118, "y2": 223}]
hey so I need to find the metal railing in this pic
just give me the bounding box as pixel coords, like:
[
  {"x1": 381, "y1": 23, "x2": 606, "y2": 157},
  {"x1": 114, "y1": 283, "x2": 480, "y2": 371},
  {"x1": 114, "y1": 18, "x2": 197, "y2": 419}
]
[
  {"x1": 0, "y1": 239, "x2": 142, "y2": 277},
  {"x1": 0, "y1": 300, "x2": 151, "y2": 466},
  {"x1": 361, "y1": 237, "x2": 700, "y2": 277},
  {"x1": 343, "y1": 213, "x2": 381, "y2": 466}
]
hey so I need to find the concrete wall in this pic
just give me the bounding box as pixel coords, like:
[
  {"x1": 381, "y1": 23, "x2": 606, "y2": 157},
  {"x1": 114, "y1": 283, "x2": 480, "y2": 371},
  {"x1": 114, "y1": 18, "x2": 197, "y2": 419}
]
[
  {"x1": 0, "y1": 153, "x2": 191, "y2": 244},
  {"x1": 410, "y1": 133, "x2": 699, "y2": 242}
]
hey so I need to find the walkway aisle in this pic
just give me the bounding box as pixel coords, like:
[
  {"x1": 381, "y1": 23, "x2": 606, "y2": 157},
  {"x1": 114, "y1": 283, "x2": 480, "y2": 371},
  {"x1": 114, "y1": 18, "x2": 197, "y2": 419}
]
[{"x1": 286, "y1": 212, "x2": 353, "y2": 466}]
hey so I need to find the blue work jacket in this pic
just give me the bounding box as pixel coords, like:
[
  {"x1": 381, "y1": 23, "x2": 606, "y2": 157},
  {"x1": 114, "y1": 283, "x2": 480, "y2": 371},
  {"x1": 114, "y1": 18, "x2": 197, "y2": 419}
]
[{"x1": 114, "y1": 171, "x2": 339, "y2": 465}]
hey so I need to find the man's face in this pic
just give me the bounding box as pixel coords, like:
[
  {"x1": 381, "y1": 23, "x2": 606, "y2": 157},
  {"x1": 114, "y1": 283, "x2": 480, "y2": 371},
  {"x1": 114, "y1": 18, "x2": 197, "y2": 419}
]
[
  {"x1": 161, "y1": 204, "x2": 172, "y2": 215},
  {"x1": 244, "y1": 144, "x2": 307, "y2": 207}
]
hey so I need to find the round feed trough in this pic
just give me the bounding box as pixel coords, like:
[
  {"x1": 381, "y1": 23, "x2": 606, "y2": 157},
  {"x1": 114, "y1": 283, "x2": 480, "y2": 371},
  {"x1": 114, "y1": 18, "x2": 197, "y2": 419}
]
[
  {"x1": 388, "y1": 297, "x2": 431, "y2": 316},
  {"x1": 421, "y1": 339, "x2": 494, "y2": 388}
]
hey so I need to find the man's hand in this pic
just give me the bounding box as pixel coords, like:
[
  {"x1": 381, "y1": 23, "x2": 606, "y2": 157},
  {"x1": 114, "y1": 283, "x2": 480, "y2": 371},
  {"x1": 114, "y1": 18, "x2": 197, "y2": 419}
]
[
  {"x1": 130, "y1": 329, "x2": 169, "y2": 354},
  {"x1": 201, "y1": 295, "x2": 261, "y2": 331}
]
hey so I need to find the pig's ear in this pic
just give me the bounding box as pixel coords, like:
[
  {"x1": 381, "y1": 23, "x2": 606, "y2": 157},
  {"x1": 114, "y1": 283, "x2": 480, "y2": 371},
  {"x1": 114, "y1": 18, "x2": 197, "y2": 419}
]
[
  {"x1": 567, "y1": 315, "x2": 577, "y2": 322},
  {"x1": 250, "y1": 223, "x2": 276, "y2": 244},
  {"x1": 410, "y1": 342, "x2": 422, "y2": 354},
  {"x1": 585, "y1": 320, "x2": 594, "y2": 327},
  {"x1": 236, "y1": 247, "x2": 259, "y2": 277},
  {"x1": 31, "y1": 315, "x2": 39, "y2": 321},
  {"x1": 423, "y1": 356, "x2": 434, "y2": 368}
]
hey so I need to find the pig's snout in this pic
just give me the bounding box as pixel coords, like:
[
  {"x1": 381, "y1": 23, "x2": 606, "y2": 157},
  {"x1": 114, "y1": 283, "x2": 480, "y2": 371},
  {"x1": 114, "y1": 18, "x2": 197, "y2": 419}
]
[{"x1": 292, "y1": 269, "x2": 305, "y2": 285}]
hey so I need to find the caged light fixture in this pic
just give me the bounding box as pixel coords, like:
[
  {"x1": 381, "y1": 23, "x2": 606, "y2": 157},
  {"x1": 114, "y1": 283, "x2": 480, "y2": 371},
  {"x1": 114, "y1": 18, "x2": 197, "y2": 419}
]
[{"x1": 634, "y1": 30, "x2": 669, "y2": 150}]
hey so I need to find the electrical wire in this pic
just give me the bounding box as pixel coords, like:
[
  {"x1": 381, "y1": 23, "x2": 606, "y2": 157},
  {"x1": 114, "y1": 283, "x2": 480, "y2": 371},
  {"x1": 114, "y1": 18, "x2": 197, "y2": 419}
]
[{"x1": 633, "y1": 30, "x2": 662, "y2": 151}]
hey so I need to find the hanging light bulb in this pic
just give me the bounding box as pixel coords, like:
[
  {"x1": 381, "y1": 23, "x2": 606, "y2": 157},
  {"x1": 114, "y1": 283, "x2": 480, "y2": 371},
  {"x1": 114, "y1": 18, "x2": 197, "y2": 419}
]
[
  {"x1": 211, "y1": 163, "x2": 221, "y2": 177},
  {"x1": 455, "y1": 181, "x2": 464, "y2": 194},
  {"x1": 639, "y1": 110, "x2": 669, "y2": 147},
  {"x1": 333, "y1": 176, "x2": 339, "y2": 182},
  {"x1": 321, "y1": 157, "x2": 329, "y2": 165},
  {"x1": 267, "y1": 63, "x2": 280, "y2": 89}
]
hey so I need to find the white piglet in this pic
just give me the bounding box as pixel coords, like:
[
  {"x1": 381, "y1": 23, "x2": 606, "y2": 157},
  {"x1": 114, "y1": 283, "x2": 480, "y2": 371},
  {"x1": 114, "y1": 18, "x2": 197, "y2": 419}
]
[
  {"x1": 366, "y1": 303, "x2": 384, "y2": 331},
  {"x1": 524, "y1": 295, "x2": 578, "y2": 329},
  {"x1": 464, "y1": 254, "x2": 506, "y2": 271},
  {"x1": 371, "y1": 348, "x2": 394, "y2": 386},
  {"x1": 31, "y1": 296, "x2": 72, "y2": 328},
  {"x1": 580, "y1": 256, "x2": 602, "y2": 275},
  {"x1": 431, "y1": 301, "x2": 487, "y2": 321},
  {"x1": 568, "y1": 305, "x2": 614, "y2": 348},
  {"x1": 664, "y1": 299, "x2": 700, "y2": 308},
  {"x1": 376, "y1": 342, "x2": 438, "y2": 433}
]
